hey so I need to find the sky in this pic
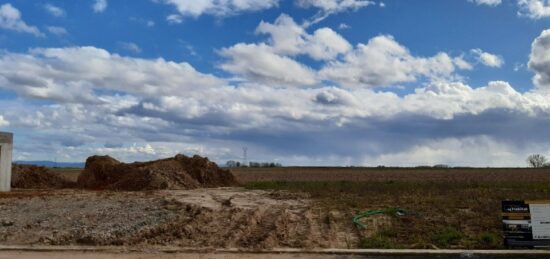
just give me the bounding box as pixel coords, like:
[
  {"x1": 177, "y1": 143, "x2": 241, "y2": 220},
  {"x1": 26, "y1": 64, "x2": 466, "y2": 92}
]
[{"x1": 1, "y1": 0, "x2": 550, "y2": 166}]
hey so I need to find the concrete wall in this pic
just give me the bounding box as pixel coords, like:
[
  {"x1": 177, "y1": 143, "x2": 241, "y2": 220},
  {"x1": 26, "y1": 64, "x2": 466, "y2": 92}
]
[{"x1": 0, "y1": 132, "x2": 12, "y2": 192}]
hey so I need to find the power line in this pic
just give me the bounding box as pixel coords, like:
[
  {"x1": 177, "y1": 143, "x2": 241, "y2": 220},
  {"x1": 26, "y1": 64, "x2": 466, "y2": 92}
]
[{"x1": 242, "y1": 147, "x2": 248, "y2": 166}]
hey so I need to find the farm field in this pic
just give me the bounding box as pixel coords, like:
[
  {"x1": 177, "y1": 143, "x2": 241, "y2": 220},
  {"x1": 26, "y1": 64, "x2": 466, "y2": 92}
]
[
  {"x1": 54, "y1": 166, "x2": 550, "y2": 183},
  {"x1": 46, "y1": 166, "x2": 550, "y2": 249}
]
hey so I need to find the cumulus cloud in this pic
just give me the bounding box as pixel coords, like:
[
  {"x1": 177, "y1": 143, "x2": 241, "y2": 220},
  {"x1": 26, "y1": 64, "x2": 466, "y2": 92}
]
[
  {"x1": 4, "y1": 16, "x2": 550, "y2": 166},
  {"x1": 471, "y1": 48, "x2": 504, "y2": 68},
  {"x1": 2, "y1": 42, "x2": 550, "y2": 165},
  {"x1": 255, "y1": 14, "x2": 351, "y2": 60},
  {"x1": 320, "y1": 35, "x2": 461, "y2": 88},
  {"x1": 44, "y1": 4, "x2": 65, "y2": 17},
  {"x1": 221, "y1": 15, "x2": 472, "y2": 89},
  {"x1": 219, "y1": 14, "x2": 352, "y2": 86},
  {"x1": 5, "y1": 76, "x2": 550, "y2": 165},
  {"x1": 468, "y1": 0, "x2": 502, "y2": 6},
  {"x1": 159, "y1": 0, "x2": 279, "y2": 17},
  {"x1": 453, "y1": 56, "x2": 473, "y2": 70},
  {"x1": 0, "y1": 3, "x2": 43, "y2": 37},
  {"x1": 529, "y1": 29, "x2": 550, "y2": 90},
  {"x1": 219, "y1": 43, "x2": 318, "y2": 86},
  {"x1": 518, "y1": 0, "x2": 550, "y2": 19},
  {"x1": 93, "y1": 0, "x2": 108, "y2": 13},
  {"x1": 0, "y1": 46, "x2": 223, "y2": 102}
]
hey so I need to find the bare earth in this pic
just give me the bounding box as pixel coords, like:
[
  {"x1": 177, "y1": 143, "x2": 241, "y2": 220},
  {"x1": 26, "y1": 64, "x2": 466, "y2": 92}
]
[{"x1": 0, "y1": 188, "x2": 378, "y2": 249}]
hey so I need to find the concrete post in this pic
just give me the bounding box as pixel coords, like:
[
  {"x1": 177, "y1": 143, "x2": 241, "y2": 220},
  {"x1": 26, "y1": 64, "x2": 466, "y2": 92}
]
[{"x1": 0, "y1": 132, "x2": 12, "y2": 192}]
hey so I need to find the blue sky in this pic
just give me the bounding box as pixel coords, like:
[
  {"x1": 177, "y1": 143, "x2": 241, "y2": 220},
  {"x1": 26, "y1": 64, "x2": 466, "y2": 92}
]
[{"x1": 2, "y1": 0, "x2": 550, "y2": 166}]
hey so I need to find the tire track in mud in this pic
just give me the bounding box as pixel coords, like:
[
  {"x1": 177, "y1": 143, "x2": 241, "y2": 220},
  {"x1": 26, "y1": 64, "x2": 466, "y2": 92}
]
[{"x1": 131, "y1": 188, "x2": 363, "y2": 249}]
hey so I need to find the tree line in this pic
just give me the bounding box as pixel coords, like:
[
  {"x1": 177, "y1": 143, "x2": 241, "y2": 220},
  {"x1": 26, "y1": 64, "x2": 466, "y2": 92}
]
[{"x1": 225, "y1": 160, "x2": 282, "y2": 168}]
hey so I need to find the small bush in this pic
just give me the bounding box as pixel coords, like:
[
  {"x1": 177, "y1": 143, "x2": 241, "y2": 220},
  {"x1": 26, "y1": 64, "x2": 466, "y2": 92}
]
[
  {"x1": 431, "y1": 227, "x2": 463, "y2": 247},
  {"x1": 360, "y1": 235, "x2": 394, "y2": 249},
  {"x1": 478, "y1": 232, "x2": 500, "y2": 248}
]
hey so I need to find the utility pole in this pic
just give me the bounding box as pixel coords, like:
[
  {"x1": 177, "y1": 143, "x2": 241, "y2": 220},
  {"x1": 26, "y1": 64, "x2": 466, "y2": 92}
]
[{"x1": 242, "y1": 147, "x2": 248, "y2": 167}]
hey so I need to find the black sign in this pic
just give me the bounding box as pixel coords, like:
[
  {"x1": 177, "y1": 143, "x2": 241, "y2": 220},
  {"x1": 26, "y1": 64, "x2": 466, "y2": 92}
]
[{"x1": 502, "y1": 200, "x2": 550, "y2": 248}]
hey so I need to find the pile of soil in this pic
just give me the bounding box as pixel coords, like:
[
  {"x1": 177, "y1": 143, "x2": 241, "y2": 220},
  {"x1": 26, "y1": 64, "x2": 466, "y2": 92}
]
[
  {"x1": 77, "y1": 154, "x2": 237, "y2": 191},
  {"x1": 11, "y1": 165, "x2": 75, "y2": 189}
]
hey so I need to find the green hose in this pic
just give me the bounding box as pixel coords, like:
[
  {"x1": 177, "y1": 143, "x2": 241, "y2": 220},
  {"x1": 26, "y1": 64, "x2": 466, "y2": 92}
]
[{"x1": 353, "y1": 208, "x2": 407, "y2": 229}]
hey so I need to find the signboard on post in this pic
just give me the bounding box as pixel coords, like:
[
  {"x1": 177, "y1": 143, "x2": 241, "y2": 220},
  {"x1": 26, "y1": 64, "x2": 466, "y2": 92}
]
[{"x1": 502, "y1": 200, "x2": 550, "y2": 248}]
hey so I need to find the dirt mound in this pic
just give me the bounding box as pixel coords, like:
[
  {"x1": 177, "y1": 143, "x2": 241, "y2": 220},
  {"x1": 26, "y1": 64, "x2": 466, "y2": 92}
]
[
  {"x1": 11, "y1": 165, "x2": 75, "y2": 189},
  {"x1": 77, "y1": 154, "x2": 237, "y2": 191}
]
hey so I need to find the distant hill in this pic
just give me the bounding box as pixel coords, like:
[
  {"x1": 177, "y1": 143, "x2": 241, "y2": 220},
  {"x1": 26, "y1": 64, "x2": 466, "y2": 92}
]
[{"x1": 14, "y1": 160, "x2": 85, "y2": 168}]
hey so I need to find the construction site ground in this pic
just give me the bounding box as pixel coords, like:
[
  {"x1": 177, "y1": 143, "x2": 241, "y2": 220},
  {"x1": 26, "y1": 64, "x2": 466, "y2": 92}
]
[{"x1": 4, "y1": 166, "x2": 550, "y2": 257}]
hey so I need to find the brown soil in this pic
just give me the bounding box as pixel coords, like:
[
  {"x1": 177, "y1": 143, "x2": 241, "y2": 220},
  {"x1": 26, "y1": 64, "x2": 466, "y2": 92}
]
[
  {"x1": 11, "y1": 165, "x2": 75, "y2": 189},
  {"x1": 0, "y1": 188, "x2": 364, "y2": 249},
  {"x1": 232, "y1": 167, "x2": 550, "y2": 183},
  {"x1": 77, "y1": 154, "x2": 237, "y2": 191}
]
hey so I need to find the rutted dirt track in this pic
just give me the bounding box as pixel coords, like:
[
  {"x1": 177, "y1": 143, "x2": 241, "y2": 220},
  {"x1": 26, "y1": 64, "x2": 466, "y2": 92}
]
[{"x1": 0, "y1": 188, "x2": 368, "y2": 249}]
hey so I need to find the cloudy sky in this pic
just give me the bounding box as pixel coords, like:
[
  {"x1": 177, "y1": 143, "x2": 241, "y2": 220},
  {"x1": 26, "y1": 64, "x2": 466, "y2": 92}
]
[{"x1": 1, "y1": 0, "x2": 550, "y2": 166}]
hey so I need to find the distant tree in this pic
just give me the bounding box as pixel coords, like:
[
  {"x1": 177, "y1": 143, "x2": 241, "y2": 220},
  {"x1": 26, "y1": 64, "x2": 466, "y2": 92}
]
[
  {"x1": 225, "y1": 160, "x2": 238, "y2": 168},
  {"x1": 527, "y1": 154, "x2": 547, "y2": 168}
]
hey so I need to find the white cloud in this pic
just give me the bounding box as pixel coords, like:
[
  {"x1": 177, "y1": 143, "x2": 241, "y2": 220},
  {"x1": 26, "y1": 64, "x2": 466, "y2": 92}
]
[
  {"x1": 166, "y1": 14, "x2": 183, "y2": 24},
  {"x1": 514, "y1": 62, "x2": 526, "y2": 72},
  {"x1": 319, "y1": 35, "x2": 460, "y2": 88},
  {"x1": 471, "y1": 48, "x2": 504, "y2": 68},
  {"x1": 468, "y1": 0, "x2": 502, "y2": 6},
  {"x1": 93, "y1": 0, "x2": 108, "y2": 13},
  {"x1": 96, "y1": 143, "x2": 157, "y2": 156},
  {"x1": 518, "y1": 0, "x2": 550, "y2": 19},
  {"x1": 0, "y1": 3, "x2": 43, "y2": 37},
  {"x1": 46, "y1": 26, "x2": 68, "y2": 35},
  {"x1": 529, "y1": 29, "x2": 550, "y2": 90},
  {"x1": 453, "y1": 56, "x2": 473, "y2": 70},
  {"x1": 44, "y1": 4, "x2": 65, "y2": 17},
  {"x1": 4, "y1": 44, "x2": 550, "y2": 165},
  {"x1": 255, "y1": 14, "x2": 351, "y2": 60},
  {"x1": 296, "y1": 0, "x2": 374, "y2": 12},
  {"x1": 219, "y1": 43, "x2": 318, "y2": 86},
  {"x1": 298, "y1": 0, "x2": 375, "y2": 26},
  {"x1": 219, "y1": 14, "x2": 354, "y2": 86},
  {"x1": 365, "y1": 136, "x2": 522, "y2": 167},
  {"x1": 4, "y1": 15, "x2": 550, "y2": 166},
  {"x1": 0, "y1": 46, "x2": 223, "y2": 102},
  {"x1": 159, "y1": 0, "x2": 279, "y2": 17},
  {"x1": 338, "y1": 23, "x2": 350, "y2": 29},
  {"x1": 0, "y1": 115, "x2": 9, "y2": 127},
  {"x1": 118, "y1": 42, "x2": 142, "y2": 53}
]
